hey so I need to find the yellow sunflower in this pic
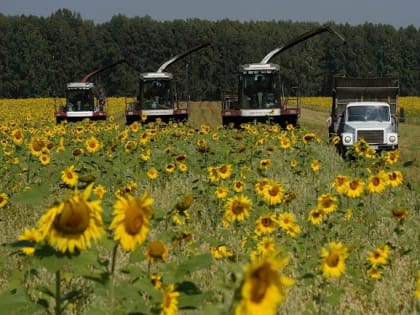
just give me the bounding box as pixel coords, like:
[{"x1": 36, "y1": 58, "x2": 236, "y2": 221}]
[
  {"x1": 346, "y1": 178, "x2": 365, "y2": 198},
  {"x1": 367, "y1": 173, "x2": 387, "y2": 193},
  {"x1": 310, "y1": 159, "x2": 321, "y2": 172},
  {"x1": 320, "y1": 241, "x2": 350, "y2": 278},
  {"x1": 178, "y1": 163, "x2": 188, "y2": 173},
  {"x1": 165, "y1": 163, "x2": 176, "y2": 174},
  {"x1": 317, "y1": 193, "x2": 338, "y2": 214},
  {"x1": 256, "y1": 237, "x2": 277, "y2": 255},
  {"x1": 234, "y1": 251, "x2": 294, "y2": 315},
  {"x1": 279, "y1": 136, "x2": 291, "y2": 149},
  {"x1": 289, "y1": 159, "x2": 298, "y2": 168},
  {"x1": 215, "y1": 186, "x2": 229, "y2": 199},
  {"x1": 367, "y1": 266, "x2": 382, "y2": 279},
  {"x1": 259, "y1": 159, "x2": 272, "y2": 171},
  {"x1": 160, "y1": 284, "x2": 180, "y2": 315},
  {"x1": 385, "y1": 150, "x2": 399, "y2": 165},
  {"x1": 262, "y1": 180, "x2": 285, "y2": 206},
  {"x1": 85, "y1": 136, "x2": 101, "y2": 153},
  {"x1": 11, "y1": 128, "x2": 24, "y2": 145},
  {"x1": 308, "y1": 207, "x2": 324, "y2": 225},
  {"x1": 29, "y1": 136, "x2": 46, "y2": 157},
  {"x1": 18, "y1": 228, "x2": 42, "y2": 255},
  {"x1": 207, "y1": 166, "x2": 219, "y2": 183},
  {"x1": 93, "y1": 184, "x2": 106, "y2": 199},
  {"x1": 36, "y1": 184, "x2": 105, "y2": 254},
  {"x1": 391, "y1": 207, "x2": 408, "y2": 223},
  {"x1": 368, "y1": 246, "x2": 389, "y2": 266},
  {"x1": 61, "y1": 165, "x2": 78, "y2": 187},
  {"x1": 255, "y1": 213, "x2": 279, "y2": 236},
  {"x1": 147, "y1": 167, "x2": 159, "y2": 180},
  {"x1": 0, "y1": 192, "x2": 9, "y2": 208},
  {"x1": 332, "y1": 175, "x2": 349, "y2": 195},
  {"x1": 109, "y1": 192, "x2": 154, "y2": 252},
  {"x1": 39, "y1": 153, "x2": 51, "y2": 166},
  {"x1": 224, "y1": 194, "x2": 252, "y2": 224},
  {"x1": 255, "y1": 178, "x2": 269, "y2": 196},
  {"x1": 387, "y1": 170, "x2": 403, "y2": 187},
  {"x1": 233, "y1": 179, "x2": 246, "y2": 193},
  {"x1": 212, "y1": 245, "x2": 233, "y2": 259},
  {"x1": 146, "y1": 240, "x2": 169, "y2": 264},
  {"x1": 218, "y1": 163, "x2": 232, "y2": 180},
  {"x1": 278, "y1": 212, "x2": 296, "y2": 231}
]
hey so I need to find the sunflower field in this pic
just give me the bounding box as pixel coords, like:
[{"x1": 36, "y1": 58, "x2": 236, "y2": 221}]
[{"x1": 0, "y1": 98, "x2": 419, "y2": 315}]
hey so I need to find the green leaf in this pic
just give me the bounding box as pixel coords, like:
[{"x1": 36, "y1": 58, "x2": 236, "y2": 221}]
[
  {"x1": 10, "y1": 184, "x2": 50, "y2": 204},
  {"x1": 174, "y1": 254, "x2": 212, "y2": 280}
]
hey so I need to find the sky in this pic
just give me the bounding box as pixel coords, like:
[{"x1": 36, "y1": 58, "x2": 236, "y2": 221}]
[{"x1": 1, "y1": 0, "x2": 419, "y2": 28}]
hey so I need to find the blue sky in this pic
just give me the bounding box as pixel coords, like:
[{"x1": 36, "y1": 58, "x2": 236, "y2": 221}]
[{"x1": 1, "y1": 0, "x2": 419, "y2": 28}]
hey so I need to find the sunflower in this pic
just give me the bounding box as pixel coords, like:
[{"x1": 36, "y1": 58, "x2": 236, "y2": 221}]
[
  {"x1": 36, "y1": 184, "x2": 105, "y2": 254},
  {"x1": 234, "y1": 251, "x2": 294, "y2": 315},
  {"x1": 332, "y1": 175, "x2": 349, "y2": 194},
  {"x1": 262, "y1": 180, "x2": 284, "y2": 206},
  {"x1": 164, "y1": 163, "x2": 176, "y2": 174},
  {"x1": 110, "y1": 192, "x2": 154, "y2": 252},
  {"x1": 0, "y1": 192, "x2": 9, "y2": 208},
  {"x1": 218, "y1": 163, "x2": 232, "y2": 180},
  {"x1": 387, "y1": 170, "x2": 403, "y2": 187},
  {"x1": 11, "y1": 128, "x2": 24, "y2": 145},
  {"x1": 321, "y1": 241, "x2": 350, "y2": 278},
  {"x1": 367, "y1": 266, "x2": 382, "y2": 279},
  {"x1": 160, "y1": 284, "x2": 180, "y2": 315},
  {"x1": 124, "y1": 140, "x2": 137, "y2": 152},
  {"x1": 207, "y1": 166, "x2": 219, "y2": 183},
  {"x1": 367, "y1": 173, "x2": 387, "y2": 193},
  {"x1": 146, "y1": 240, "x2": 169, "y2": 264},
  {"x1": 317, "y1": 193, "x2": 337, "y2": 214},
  {"x1": 39, "y1": 153, "x2": 51, "y2": 166},
  {"x1": 18, "y1": 228, "x2": 42, "y2": 255},
  {"x1": 130, "y1": 121, "x2": 141, "y2": 133},
  {"x1": 278, "y1": 212, "x2": 296, "y2": 231},
  {"x1": 284, "y1": 223, "x2": 301, "y2": 237},
  {"x1": 391, "y1": 207, "x2": 408, "y2": 222},
  {"x1": 256, "y1": 237, "x2": 277, "y2": 255},
  {"x1": 344, "y1": 209, "x2": 353, "y2": 221},
  {"x1": 311, "y1": 160, "x2": 320, "y2": 172},
  {"x1": 289, "y1": 160, "x2": 298, "y2": 169},
  {"x1": 141, "y1": 113, "x2": 147, "y2": 122},
  {"x1": 302, "y1": 132, "x2": 320, "y2": 144},
  {"x1": 255, "y1": 178, "x2": 269, "y2": 196},
  {"x1": 259, "y1": 159, "x2": 272, "y2": 171},
  {"x1": 147, "y1": 167, "x2": 159, "y2": 180},
  {"x1": 212, "y1": 245, "x2": 233, "y2": 259},
  {"x1": 150, "y1": 274, "x2": 163, "y2": 289},
  {"x1": 178, "y1": 163, "x2": 188, "y2": 173},
  {"x1": 29, "y1": 136, "x2": 46, "y2": 157},
  {"x1": 61, "y1": 165, "x2": 78, "y2": 187},
  {"x1": 175, "y1": 194, "x2": 193, "y2": 212},
  {"x1": 368, "y1": 246, "x2": 389, "y2": 266},
  {"x1": 346, "y1": 178, "x2": 365, "y2": 198},
  {"x1": 233, "y1": 179, "x2": 246, "y2": 193},
  {"x1": 72, "y1": 147, "x2": 84, "y2": 158},
  {"x1": 279, "y1": 136, "x2": 291, "y2": 149},
  {"x1": 93, "y1": 184, "x2": 106, "y2": 199},
  {"x1": 85, "y1": 136, "x2": 101, "y2": 153},
  {"x1": 308, "y1": 207, "x2": 324, "y2": 225},
  {"x1": 215, "y1": 186, "x2": 229, "y2": 199},
  {"x1": 255, "y1": 214, "x2": 278, "y2": 236},
  {"x1": 224, "y1": 194, "x2": 252, "y2": 224},
  {"x1": 331, "y1": 135, "x2": 340, "y2": 145},
  {"x1": 385, "y1": 150, "x2": 399, "y2": 165}
]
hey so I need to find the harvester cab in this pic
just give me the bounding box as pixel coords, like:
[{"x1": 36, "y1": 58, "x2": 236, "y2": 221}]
[
  {"x1": 55, "y1": 60, "x2": 126, "y2": 123},
  {"x1": 222, "y1": 24, "x2": 345, "y2": 128},
  {"x1": 125, "y1": 43, "x2": 210, "y2": 125}
]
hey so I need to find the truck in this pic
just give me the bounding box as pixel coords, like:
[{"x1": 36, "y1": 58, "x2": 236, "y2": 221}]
[
  {"x1": 125, "y1": 43, "x2": 210, "y2": 125},
  {"x1": 221, "y1": 24, "x2": 345, "y2": 128},
  {"x1": 54, "y1": 60, "x2": 126, "y2": 123},
  {"x1": 328, "y1": 77, "x2": 399, "y2": 156}
]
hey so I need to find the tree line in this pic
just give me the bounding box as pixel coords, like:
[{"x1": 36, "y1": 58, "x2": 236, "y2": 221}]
[{"x1": 0, "y1": 9, "x2": 419, "y2": 99}]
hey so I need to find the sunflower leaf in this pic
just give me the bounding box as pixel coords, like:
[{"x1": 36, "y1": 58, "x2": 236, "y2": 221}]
[{"x1": 10, "y1": 184, "x2": 50, "y2": 204}]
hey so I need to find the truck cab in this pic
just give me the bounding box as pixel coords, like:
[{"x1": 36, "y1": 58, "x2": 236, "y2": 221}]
[
  {"x1": 339, "y1": 101, "x2": 398, "y2": 152},
  {"x1": 329, "y1": 77, "x2": 399, "y2": 156}
]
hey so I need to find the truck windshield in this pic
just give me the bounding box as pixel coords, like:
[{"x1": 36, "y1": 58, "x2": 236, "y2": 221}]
[
  {"x1": 141, "y1": 79, "x2": 172, "y2": 109},
  {"x1": 239, "y1": 73, "x2": 279, "y2": 109},
  {"x1": 66, "y1": 89, "x2": 94, "y2": 112},
  {"x1": 347, "y1": 105, "x2": 390, "y2": 122}
]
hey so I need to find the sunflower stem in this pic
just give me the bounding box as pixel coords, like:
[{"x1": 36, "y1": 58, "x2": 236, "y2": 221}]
[
  {"x1": 55, "y1": 269, "x2": 62, "y2": 315},
  {"x1": 111, "y1": 243, "x2": 119, "y2": 276}
]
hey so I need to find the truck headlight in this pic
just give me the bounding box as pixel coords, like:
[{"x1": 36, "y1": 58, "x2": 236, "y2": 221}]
[
  {"x1": 343, "y1": 136, "x2": 352, "y2": 144},
  {"x1": 389, "y1": 135, "x2": 396, "y2": 143}
]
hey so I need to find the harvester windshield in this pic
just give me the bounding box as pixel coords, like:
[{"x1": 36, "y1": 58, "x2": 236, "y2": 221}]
[
  {"x1": 141, "y1": 79, "x2": 172, "y2": 109},
  {"x1": 240, "y1": 72, "x2": 279, "y2": 109},
  {"x1": 66, "y1": 88, "x2": 94, "y2": 112}
]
